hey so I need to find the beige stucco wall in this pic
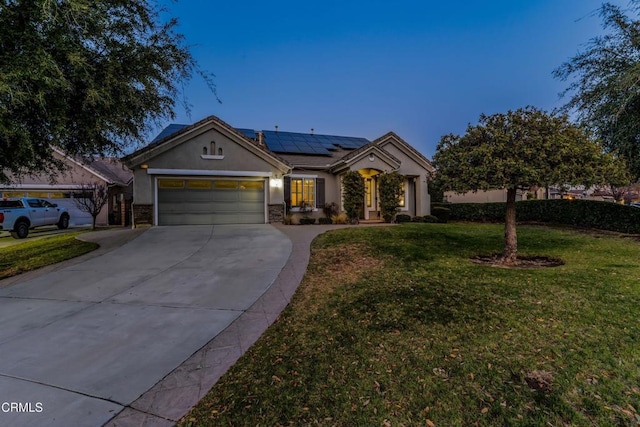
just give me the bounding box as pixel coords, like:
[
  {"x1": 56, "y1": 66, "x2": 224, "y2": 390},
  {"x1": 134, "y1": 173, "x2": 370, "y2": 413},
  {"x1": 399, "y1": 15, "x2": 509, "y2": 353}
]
[
  {"x1": 348, "y1": 155, "x2": 397, "y2": 174},
  {"x1": 131, "y1": 127, "x2": 288, "y2": 206},
  {"x1": 378, "y1": 140, "x2": 433, "y2": 216}
]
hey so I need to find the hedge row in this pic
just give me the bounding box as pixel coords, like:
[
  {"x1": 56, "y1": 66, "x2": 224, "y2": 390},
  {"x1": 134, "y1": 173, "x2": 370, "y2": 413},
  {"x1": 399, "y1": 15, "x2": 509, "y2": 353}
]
[{"x1": 432, "y1": 200, "x2": 640, "y2": 234}]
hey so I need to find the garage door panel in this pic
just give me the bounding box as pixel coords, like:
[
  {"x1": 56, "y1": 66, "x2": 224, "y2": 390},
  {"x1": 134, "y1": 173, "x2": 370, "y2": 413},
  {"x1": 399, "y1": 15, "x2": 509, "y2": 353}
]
[
  {"x1": 158, "y1": 190, "x2": 211, "y2": 203},
  {"x1": 160, "y1": 213, "x2": 215, "y2": 225},
  {"x1": 161, "y1": 202, "x2": 218, "y2": 214},
  {"x1": 211, "y1": 190, "x2": 240, "y2": 202},
  {"x1": 239, "y1": 191, "x2": 264, "y2": 202},
  {"x1": 53, "y1": 198, "x2": 93, "y2": 226},
  {"x1": 157, "y1": 178, "x2": 265, "y2": 226},
  {"x1": 213, "y1": 203, "x2": 263, "y2": 213}
]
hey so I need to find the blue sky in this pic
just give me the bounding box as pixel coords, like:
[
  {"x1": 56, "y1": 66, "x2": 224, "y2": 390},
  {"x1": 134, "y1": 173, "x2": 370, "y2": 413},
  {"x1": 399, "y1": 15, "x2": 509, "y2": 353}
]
[{"x1": 158, "y1": 0, "x2": 626, "y2": 158}]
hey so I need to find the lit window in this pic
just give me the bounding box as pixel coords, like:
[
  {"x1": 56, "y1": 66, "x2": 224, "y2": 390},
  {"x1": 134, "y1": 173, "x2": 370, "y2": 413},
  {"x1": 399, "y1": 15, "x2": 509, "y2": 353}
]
[
  {"x1": 366, "y1": 179, "x2": 372, "y2": 207},
  {"x1": 399, "y1": 181, "x2": 406, "y2": 207},
  {"x1": 291, "y1": 178, "x2": 315, "y2": 208}
]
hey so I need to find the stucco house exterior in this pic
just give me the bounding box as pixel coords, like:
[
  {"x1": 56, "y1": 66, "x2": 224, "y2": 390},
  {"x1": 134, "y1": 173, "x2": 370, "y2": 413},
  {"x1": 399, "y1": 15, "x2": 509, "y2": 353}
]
[
  {"x1": 123, "y1": 115, "x2": 434, "y2": 226},
  {"x1": 0, "y1": 148, "x2": 133, "y2": 226}
]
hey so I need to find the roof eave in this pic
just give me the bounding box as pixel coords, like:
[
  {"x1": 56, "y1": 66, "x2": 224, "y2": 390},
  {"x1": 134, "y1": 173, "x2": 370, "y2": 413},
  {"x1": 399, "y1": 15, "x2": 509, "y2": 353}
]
[{"x1": 124, "y1": 115, "x2": 291, "y2": 172}]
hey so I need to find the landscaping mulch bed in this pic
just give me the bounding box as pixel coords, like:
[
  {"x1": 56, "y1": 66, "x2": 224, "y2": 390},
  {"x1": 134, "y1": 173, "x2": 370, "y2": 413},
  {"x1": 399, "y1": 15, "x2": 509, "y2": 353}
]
[{"x1": 470, "y1": 254, "x2": 565, "y2": 268}]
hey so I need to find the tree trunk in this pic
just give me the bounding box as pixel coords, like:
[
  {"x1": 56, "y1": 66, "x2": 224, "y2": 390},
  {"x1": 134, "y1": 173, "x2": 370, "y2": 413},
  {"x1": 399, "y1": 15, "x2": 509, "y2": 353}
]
[
  {"x1": 92, "y1": 215, "x2": 97, "y2": 231},
  {"x1": 501, "y1": 188, "x2": 518, "y2": 264}
]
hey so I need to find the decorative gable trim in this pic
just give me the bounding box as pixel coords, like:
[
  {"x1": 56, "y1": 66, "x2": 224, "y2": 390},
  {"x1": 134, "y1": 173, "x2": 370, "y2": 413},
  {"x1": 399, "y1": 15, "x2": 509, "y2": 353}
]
[
  {"x1": 372, "y1": 132, "x2": 435, "y2": 172},
  {"x1": 123, "y1": 115, "x2": 291, "y2": 173},
  {"x1": 330, "y1": 144, "x2": 400, "y2": 173}
]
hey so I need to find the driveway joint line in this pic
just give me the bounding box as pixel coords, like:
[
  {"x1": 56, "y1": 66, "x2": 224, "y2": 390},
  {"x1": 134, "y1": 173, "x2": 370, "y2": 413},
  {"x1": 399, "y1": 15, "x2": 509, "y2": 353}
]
[
  {"x1": 1, "y1": 225, "x2": 298, "y2": 426},
  {"x1": 0, "y1": 373, "x2": 126, "y2": 407}
]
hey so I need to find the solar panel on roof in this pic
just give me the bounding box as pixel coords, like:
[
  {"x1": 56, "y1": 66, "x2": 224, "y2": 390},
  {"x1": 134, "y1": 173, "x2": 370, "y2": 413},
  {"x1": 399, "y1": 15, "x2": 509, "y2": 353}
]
[{"x1": 231, "y1": 127, "x2": 368, "y2": 156}]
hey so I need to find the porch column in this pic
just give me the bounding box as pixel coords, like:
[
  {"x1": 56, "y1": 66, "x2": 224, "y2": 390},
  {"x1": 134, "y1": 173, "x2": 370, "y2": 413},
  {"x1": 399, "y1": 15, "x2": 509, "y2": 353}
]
[{"x1": 415, "y1": 175, "x2": 431, "y2": 216}]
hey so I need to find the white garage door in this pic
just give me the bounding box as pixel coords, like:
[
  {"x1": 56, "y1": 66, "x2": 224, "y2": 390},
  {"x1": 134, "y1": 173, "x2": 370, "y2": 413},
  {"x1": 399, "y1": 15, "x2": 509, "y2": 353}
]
[
  {"x1": 52, "y1": 198, "x2": 94, "y2": 226},
  {"x1": 0, "y1": 190, "x2": 93, "y2": 226},
  {"x1": 157, "y1": 178, "x2": 265, "y2": 225}
]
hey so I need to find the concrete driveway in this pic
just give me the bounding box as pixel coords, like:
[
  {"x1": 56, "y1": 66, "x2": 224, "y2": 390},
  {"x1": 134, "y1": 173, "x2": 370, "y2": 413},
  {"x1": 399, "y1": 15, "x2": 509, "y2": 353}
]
[{"x1": 0, "y1": 225, "x2": 292, "y2": 427}]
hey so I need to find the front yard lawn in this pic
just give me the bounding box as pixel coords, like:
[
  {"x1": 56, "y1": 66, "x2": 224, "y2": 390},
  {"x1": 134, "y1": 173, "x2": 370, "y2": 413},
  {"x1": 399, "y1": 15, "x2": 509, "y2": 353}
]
[
  {"x1": 0, "y1": 232, "x2": 98, "y2": 279},
  {"x1": 181, "y1": 223, "x2": 640, "y2": 426}
]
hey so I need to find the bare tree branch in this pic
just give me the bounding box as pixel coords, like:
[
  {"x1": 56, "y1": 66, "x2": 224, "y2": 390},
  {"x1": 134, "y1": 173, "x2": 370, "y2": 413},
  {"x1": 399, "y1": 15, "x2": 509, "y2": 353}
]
[{"x1": 74, "y1": 182, "x2": 109, "y2": 230}]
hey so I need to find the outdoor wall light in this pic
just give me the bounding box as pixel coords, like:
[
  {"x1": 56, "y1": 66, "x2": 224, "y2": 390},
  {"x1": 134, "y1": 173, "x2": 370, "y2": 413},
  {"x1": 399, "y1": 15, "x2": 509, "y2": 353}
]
[
  {"x1": 140, "y1": 164, "x2": 149, "y2": 169},
  {"x1": 270, "y1": 178, "x2": 283, "y2": 188}
]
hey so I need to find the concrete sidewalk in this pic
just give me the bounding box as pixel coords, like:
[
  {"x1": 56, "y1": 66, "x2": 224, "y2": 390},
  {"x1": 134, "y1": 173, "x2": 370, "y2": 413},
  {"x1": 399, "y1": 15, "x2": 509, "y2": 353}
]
[{"x1": 0, "y1": 225, "x2": 292, "y2": 427}]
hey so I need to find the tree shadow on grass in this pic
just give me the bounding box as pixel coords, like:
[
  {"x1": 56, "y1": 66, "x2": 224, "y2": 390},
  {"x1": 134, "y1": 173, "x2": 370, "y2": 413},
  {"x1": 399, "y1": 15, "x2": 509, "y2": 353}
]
[
  {"x1": 334, "y1": 281, "x2": 492, "y2": 333},
  {"x1": 371, "y1": 225, "x2": 587, "y2": 265}
]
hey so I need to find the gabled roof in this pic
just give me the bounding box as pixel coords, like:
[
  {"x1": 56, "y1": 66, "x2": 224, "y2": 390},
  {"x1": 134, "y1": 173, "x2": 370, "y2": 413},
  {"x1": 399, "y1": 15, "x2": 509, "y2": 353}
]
[
  {"x1": 330, "y1": 143, "x2": 401, "y2": 173},
  {"x1": 85, "y1": 157, "x2": 132, "y2": 186},
  {"x1": 134, "y1": 118, "x2": 434, "y2": 175},
  {"x1": 51, "y1": 147, "x2": 132, "y2": 186},
  {"x1": 124, "y1": 115, "x2": 291, "y2": 171},
  {"x1": 151, "y1": 124, "x2": 189, "y2": 143},
  {"x1": 336, "y1": 140, "x2": 402, "y2": 164},
  {"x1": 372, "y1": 132, "x2": 435, "y2": 172}
]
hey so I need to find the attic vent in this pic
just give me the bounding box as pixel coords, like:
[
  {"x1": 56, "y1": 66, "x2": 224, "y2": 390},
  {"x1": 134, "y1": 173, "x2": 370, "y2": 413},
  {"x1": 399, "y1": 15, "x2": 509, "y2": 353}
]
[{"x1": 255, "y1": 131, "x2": 265, "y2": 146}]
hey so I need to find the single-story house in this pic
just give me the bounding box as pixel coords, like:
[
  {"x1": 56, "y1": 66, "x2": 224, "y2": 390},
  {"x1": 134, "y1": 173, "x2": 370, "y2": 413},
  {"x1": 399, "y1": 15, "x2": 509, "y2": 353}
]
[
  {"x1": 0, "y1": 148, "x2": 133, "y2": 226},
  {"x1": 123, "y1": 115, "x2": 435, "y2": 226}
]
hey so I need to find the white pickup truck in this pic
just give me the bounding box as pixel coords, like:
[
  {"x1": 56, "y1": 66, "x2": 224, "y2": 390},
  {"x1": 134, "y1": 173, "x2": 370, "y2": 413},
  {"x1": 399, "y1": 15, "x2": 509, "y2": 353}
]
[{"x1": 0, "y1": 198, "x2": 70, "y2": 239}]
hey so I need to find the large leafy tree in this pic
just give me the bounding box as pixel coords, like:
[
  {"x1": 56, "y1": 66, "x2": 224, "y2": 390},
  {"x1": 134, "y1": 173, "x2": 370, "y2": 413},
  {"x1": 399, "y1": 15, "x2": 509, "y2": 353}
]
[
  {"x1": 433, "y1": 107, "x2": 618, "y2": 265},
  {"x1": 554, "y1": 1, "x2": 640, "y2": 179},
  {"x1": 0, "y1": 0, "x2": 210, "y2": 183}
]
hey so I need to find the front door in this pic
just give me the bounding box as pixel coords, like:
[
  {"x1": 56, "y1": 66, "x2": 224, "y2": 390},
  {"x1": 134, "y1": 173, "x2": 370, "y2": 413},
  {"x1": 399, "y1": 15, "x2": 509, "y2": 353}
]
[{"x1": 363, "y1": 177, "x2": 378, "y2": 220}]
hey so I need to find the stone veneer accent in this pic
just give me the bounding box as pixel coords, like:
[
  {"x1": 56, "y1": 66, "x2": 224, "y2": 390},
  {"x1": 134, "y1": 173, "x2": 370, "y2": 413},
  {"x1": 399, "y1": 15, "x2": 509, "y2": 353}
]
[
  {"x1": 268, "y1": 204, "x2": 284, "y2": 223},
  {"x1": 133, "y1": 204, "x2": 153, "y2": 226}
]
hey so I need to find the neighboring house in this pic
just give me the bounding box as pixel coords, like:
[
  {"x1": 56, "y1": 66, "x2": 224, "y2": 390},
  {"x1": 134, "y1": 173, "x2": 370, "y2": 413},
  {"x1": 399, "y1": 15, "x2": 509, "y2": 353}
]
[
  {"x1": 0, "y1": 148, "x2": 133, "y2": 226},
  {"x1": 445, "y1": 185, "x2": 626, "y2": 203},
  {"x1": 123, "y1": 115, "x2": 435, "y2": 226},
  {"x1": 444, "y1": 189, "x2": 529, "y2": 203}
]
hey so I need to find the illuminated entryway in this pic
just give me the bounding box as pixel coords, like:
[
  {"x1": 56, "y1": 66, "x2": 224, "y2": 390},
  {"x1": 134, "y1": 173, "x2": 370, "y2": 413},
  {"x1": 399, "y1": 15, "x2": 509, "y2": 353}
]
[{"x1": 358, "y1": 168, "x2": 381, "y2": 220}]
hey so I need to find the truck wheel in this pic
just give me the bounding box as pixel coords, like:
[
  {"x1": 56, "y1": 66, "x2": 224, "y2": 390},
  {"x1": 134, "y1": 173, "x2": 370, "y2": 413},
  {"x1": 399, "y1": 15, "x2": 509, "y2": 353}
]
[
  {"x1": 57, "y1": 214, "x2": 69, "y2": 230},
  {"x1": 10, "y1": 221, "x2": 29, "y2": 239}
]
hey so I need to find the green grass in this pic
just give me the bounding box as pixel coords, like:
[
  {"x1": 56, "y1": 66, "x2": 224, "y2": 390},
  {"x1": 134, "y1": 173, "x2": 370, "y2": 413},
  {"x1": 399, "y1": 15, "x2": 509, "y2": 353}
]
[
  {"x1": 0, "y1": 232, "x2": 98, "y2": 279},
  {"x1": 181, "y1": 223, "x2": 640, "y2": 426}
]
